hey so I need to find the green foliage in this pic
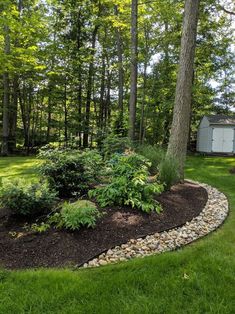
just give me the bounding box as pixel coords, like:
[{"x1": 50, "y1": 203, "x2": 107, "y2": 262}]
[
  {"x1": 0, "y1": 157, "x2": 234, "y2": 314},
  {"x1": 0, "y1": 269, "x2": 9, "y2": 283},
  {"x1": 158, "y1": 157, "x2": 180, "y2": 190},
  {"x1": 0, "y1": 179, "x2": 57, "y2": 216},
  {"x1": 89, "y1": 153, "x2": 163, "y2": 213},
  {"x1": 38, "y1": 149, "x2": 103, "y2": 197},
  {"x1": 29, "y1": 222, "x2": 51, "y2": 233},
  {"x1": 102, "y1": 134, "x2": 132, "y2": 160},
  {"x1": 137, "y1": 145, "x2": 165, "y2": 175},
  {"x1": 57, "y1": 200, "x2": 101, "y2": 231}
]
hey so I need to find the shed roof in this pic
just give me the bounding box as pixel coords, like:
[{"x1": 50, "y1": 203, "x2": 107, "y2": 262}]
[{"x1": 206, "y1": 115, "x2": 235, "y2": 125}]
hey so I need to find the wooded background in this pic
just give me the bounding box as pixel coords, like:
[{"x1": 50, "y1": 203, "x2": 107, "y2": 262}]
[{"x1": 0, "y1": 0, "x2": 234, "y2": 154}]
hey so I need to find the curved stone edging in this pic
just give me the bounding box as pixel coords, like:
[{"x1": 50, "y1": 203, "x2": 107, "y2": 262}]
[{"x1": 82, "y1": 182, "x2": 229, "y2": 268}]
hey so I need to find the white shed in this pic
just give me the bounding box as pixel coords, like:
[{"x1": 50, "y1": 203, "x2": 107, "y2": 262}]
[{"x1": 197, "y1": 115, "x2": 235, "y2": 154}]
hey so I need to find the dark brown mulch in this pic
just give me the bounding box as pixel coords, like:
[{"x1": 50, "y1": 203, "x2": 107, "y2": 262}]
[{"x1": 0, "y1": 181, "x2": 207, "y2": 269}]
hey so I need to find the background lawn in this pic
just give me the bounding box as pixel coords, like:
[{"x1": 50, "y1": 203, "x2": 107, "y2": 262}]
[
  {"x1": 0, "y1": 156, "x2": 234, "y2": 314},
  {"x1": 0, "y1": 157, "x2": 41, "y2": 182}
]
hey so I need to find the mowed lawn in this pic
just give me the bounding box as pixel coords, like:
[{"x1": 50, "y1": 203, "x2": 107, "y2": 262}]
[{"x1": 0, "y1": 156, "x2": 234, "y2": 314}]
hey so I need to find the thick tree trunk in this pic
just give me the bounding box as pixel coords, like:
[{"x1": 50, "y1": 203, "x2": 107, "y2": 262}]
[
  {"x1": 166, "y1": 0, "x2": 200, "y2": 179},
  {"x1": 128, "y1": 0, "x2": 138, "y2": 142},
  {"x1": 1, "y1": 26, "x2": 10, "y2": 156}
]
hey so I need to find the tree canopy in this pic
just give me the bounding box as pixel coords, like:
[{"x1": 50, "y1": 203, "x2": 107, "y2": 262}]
[{"x1": 0, "y1": 0, "x2": 234, "y2": 154}]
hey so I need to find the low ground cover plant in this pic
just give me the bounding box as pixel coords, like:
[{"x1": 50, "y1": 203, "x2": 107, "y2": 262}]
[
  {"x1": 60, "y1": 200, "x2": 101, "y2": 230},
  {"x1": 23, "y1": 200, "x2": 101, "y2": 233},
  {"x1": 0, "y1": 179, "x2": 57, "y2": 216},
  {"x1": 38, "y1": 149, "x2": 103, "y2": 197},
  {"x1": 89, "y1": 153, "x2": 164, "y2": 213}
]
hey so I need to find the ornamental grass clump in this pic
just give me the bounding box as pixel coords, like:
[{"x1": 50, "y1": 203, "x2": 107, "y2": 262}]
[
  {"x1": 158, "y1": 157, "x2": 180, "y2": 190},
  {"x1": 136, "y1": 144, "x2": 165, "y2": 175},
  {"x1": 89, "y1": 153, "x2": 164, "y2": 213}
]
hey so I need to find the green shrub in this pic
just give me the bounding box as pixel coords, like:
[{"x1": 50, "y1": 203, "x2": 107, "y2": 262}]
[
  {"x1": 0, "y1": 179, "x2": 57, "y2": 216},
  {"x1": 89, "y1": 153, "x2": 164, "y2": 213},
  {"x1": 137, "y1": 144, "x2": 165, "y2": 175},
  {"x1": 38, "y1": 149, "x2": 103, "y2": 197},
  {"x1": 50, "y1": 200, "x2": 101, "y2": 231},
  {"x1": 158, "y1": 157, "x2": 180, "y2": 190},
  {"x1": 102, "y1": 134, "x2": 132, "y2": 159}
]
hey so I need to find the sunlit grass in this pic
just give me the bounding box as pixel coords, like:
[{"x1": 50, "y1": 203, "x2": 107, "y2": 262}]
[
  {"x1": 0, "y1": 155, "x2": 234, "y2": 313},
  {"x1": 0, "y1": 157, "x2": 41, "y2": 182}
]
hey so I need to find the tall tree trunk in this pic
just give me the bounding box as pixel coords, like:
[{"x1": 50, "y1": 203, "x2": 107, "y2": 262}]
[
  {"x1": 46, "y1": 87, "x2": 52, "y2": 143},
  {"x1": 105, "y1": 64, "x2": 111, "y2": 131},
  {"x1": 139, "y1": 25, "x2": 149, "y2": 144},
  {"x1": 64, "y1": 78, "x2": 68, "y2": 146},
  {"x1": 139, "y1": 61, "x2": 147, "y2": 144},
  {"x1": 8, "y1": 76, "x2": 18, "y2": 152},
  {"x1": 128, "y1": 0, "x2": 138, "y2": 142},
  {"x1": 83, "y1": 25, "x2": 99, "y2": 148},
  {"x1": 1, "y1": 25, "x2": 10, "y2": 156},
  {"x1": 166, "y1": 0, "x2": 200, "y2": 179},
  {"x1": 99, "y1": 52, "x2": 106, "y2": 133},
  {"x1": 76, "y1": 8, "x2": 83, "y2": 147},
  {"x1": 114, "y1": 5, "x2": 124, "y2": 129}
]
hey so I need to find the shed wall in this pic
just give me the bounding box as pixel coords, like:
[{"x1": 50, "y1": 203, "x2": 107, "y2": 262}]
[{"x1": 197, "y1": 126, "x2": 212, "y2": 152}]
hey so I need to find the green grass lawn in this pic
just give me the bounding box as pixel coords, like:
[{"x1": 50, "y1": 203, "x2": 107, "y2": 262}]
[
  {"x1": 0, "y1": 156, "x2": 41, "y2": 182},
  {"x1": 0, "y1": 156, "x2": 234, "y2": 314}
]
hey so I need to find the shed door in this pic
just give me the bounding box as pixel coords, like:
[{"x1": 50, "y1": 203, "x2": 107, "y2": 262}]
[{"x1": 212, "y1": 128, "x2": 234, "y2": 153}]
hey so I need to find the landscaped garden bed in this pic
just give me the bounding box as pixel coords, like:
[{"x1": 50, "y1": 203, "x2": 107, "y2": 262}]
[{"x1": 0, "y1": 181, "x2": 207, "y2": 269}]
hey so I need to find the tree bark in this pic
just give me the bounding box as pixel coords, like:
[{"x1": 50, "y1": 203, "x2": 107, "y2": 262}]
[
  {"x1": 1, "y1": 25, "x2": 11, "y2": 155},
  {"x1": 166, "y1": 0, "x2": 200, "y2": 179},
  {"x1": 128, "y1": 0, "x2": 138, "y2": 142},
  {"x1": 114, "y1": 5, "x2": 124, "y2": 129},
  {"x1": 76, "y1": 8, "x2": 83, "y2": 147},
  {"x1": 83, "y1": 25, "x2": 99, "y2": 148},
  {"x1": 8, "y1": 76, "x2": 18, "y2": 152},
  {"x1": 64, "y1": 78, "x2": 68, "y2": 146}
]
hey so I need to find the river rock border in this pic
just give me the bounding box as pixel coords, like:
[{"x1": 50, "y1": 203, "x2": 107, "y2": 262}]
[{"x1": 82, "y1": 181, "x2": 229, "y2": 268}]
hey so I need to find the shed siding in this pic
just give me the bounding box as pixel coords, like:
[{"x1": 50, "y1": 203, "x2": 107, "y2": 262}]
[
  {"x1": 197, "y1": 115, "x2": 235, "y2": 154},
  {"x1": 197, "y1": 126, "x2": 212, "y2": 152}
]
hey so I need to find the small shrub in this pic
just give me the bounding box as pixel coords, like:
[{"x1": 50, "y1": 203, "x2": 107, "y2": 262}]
[
  {"x1": 38, "y1": 149, "x2": 103, "y2": 197},
  {"x1": 102, "y1": 134, "x2": 132, "y2": 159},
  {"x1": 137, "y1": 144, "x2": 165, "y2": 175},
  {"x1": 30, "y1": 222, "x2": 51, "y2": 233},
  {"x1": 58, "y1": 200, "x2": 101, "y2": 230},
  {"x1": 158, "y1": 157, "x2": 180, "y2": 190},
  {"x1": 0, "y1": 179, "x2": 57, "y2": 216},
  {"x1": 89, "y1": 153, "x2": 164, "y2": 213}
]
